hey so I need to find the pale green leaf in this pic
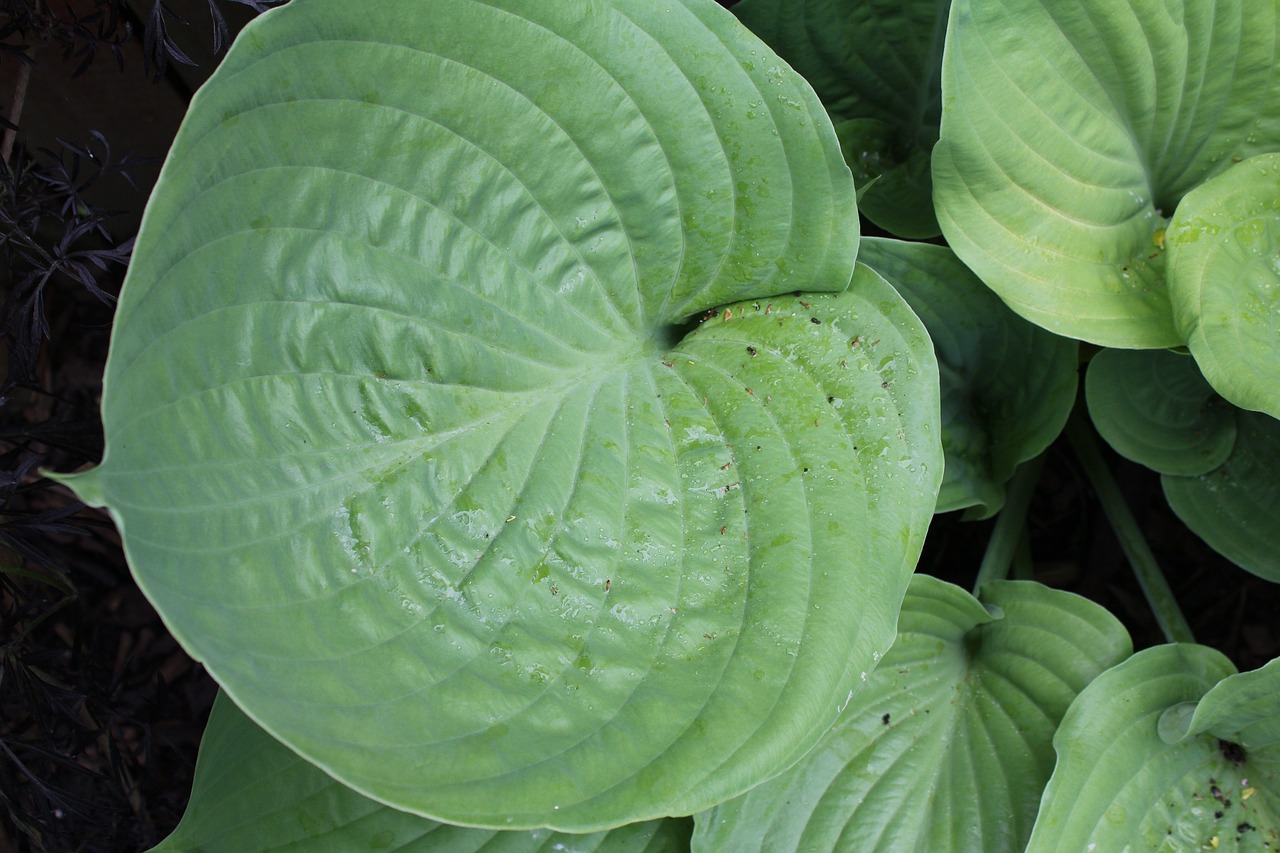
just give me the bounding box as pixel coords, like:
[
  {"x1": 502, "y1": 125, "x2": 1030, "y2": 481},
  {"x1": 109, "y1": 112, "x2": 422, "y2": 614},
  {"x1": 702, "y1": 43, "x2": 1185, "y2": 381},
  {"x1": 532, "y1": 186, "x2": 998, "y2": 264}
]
[
  {"x1": 934, "y1": 0, "x2": 1280, "y2": 347},
  {"x1": 1085, "y1": 348, "x2": 1237, "y2": 476},
  {"x1": 1027, "y1": 645, "x2": 1280, "y2": 853},
  {"x1": 1167, "y1": 153, "x2": 1280, "y2": 419},
  {"x1": 152, "y1": 692, "x2": 692, "y2": 853},
  {"x1": 691, "y1": 576, "x2": 1131, "y2": 853},
  {"x1": 857, "y1": 237, "x2": 1076, "y2": 517},
  {"x1": 1186, "y1": 657, "x2": 1280, "y2": 751},
  {"x1": 52, "y1": 0, "x2": 942, "y2": 831}
]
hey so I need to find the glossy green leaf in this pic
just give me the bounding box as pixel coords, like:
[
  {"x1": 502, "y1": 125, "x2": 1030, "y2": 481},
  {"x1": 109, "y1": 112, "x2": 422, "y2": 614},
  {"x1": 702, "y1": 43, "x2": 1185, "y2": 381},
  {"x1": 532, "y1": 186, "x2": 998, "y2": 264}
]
[
  {"x1": 733, "y1": 0, "x2": 948, "y2": 237},
  {"x1": 1184, "y1": 657, "x2": 1280, "y2": 751},
  {"x1": 153, "y1": 692, "x2": 692, "y2": 853},
  {"x1": 1085, "y1": 348, "x2": 1237, "y2": 476},
  {"x1": 691, "y1": 576, "x2": 1131, "y2": 853},
  {"x1": 52, "y1": 0, "x2": 942, "y2": 831},
  {"x1": 1167, "y1": 153, "x2": 1280, "y2": 419},
  {"x1": 1163, "y1": 411, "x2": 1280, "y2": 582},
  {"x1": 934, "y1": 0, "x2": 1280, "y2": 347},
  {"x1": 858, "y1": 238, "x2": 1076, "y2": 517},
  {"x1": 1027, "y1": 645, "x2": 1280, "y2": 853}
]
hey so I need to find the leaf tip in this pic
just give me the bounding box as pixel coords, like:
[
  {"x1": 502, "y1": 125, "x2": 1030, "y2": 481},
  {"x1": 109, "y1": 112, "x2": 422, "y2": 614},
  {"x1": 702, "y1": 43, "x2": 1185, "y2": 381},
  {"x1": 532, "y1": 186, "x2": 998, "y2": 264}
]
[{"x1": 43, "y1": 466, "x2": 107, "y2": 508}]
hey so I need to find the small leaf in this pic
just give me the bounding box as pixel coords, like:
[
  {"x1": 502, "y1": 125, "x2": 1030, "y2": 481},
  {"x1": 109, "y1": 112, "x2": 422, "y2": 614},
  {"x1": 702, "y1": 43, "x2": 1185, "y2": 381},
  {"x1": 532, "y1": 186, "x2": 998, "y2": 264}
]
[
  {"x1": 1085, "y1": 348, "x2": 1237, "y2": 476},
  {"x1": 691, "y1": 576, "x2": 1131, "y2": 853},
  {"x1": 1186, "y1": 657, "x2": 1280, "y2": 751},
  {"x1": 934, "y1": 0, "x2": 1280, "y2": 347},
  {"x1": 1167, "y1": 153, "x2": 1280, "y2": 419},
  {"x1": 733, "y1": 0, "x2": 949, "y2": 238},
  {"x1": 858, "y1": 237, "x2": 1077, "y2": 517},
  {"x1": 1163, "y1": 411, "x2": 1280, "y2": 582},
  {"x1": 152, "y1": 692, "x2": 694, "y2": 853},
  {"x1": 1027, "y1": 645, "x2": 1279, "y2": 853},
  {"x1": 1157, "y1": 701, "x2": 1200, "y2": 745}
]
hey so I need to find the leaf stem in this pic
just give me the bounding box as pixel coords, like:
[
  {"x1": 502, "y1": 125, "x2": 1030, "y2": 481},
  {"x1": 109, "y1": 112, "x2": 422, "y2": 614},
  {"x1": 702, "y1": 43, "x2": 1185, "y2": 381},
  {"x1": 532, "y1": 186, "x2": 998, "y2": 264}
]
[
  {"x1": 973, "y1": 453, "x2": 1045, "y2": 593},
  {"x1": 1066, "y1": 407, "x2": 1195, "y2": 644},
  {"x1": 1011, "y1": 529, "x2": 1035, "y2": 581}
]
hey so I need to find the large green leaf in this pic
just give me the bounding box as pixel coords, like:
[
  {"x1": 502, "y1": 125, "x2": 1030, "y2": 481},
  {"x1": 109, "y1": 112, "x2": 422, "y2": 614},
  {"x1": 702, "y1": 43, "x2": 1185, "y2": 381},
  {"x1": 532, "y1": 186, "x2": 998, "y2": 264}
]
[
  {"x1": 934, "y1": 0, "x2": 1280, "y2": 347},
  {"x1": 690, "y1": 576, "x2": 1131, "y2": 852},
  {"x1": 1085, "y1": 348, "x2": 1237, "y2": 476},
  {"x1": 858, "y1": 238, "x2": 1076, "y2": 517},
  {"x1": 154, "y1": 692, "x2": 692, "y2": 852},
  {"x1": 1163, "y1": 410, "x2": 1280, "y2": 582},
  {"x1": 733, "y1": 0, "x2": 949, "y2": 237},
  {"x1": 1027, "y1": 645, "x2": 1280, "y2": 852},
  {"x1": 53, "y1": 0, "x2": 942, "y2": 831},
  {"x1": 1167, "y1": 153, "x2": 1280, "y2": 419}
]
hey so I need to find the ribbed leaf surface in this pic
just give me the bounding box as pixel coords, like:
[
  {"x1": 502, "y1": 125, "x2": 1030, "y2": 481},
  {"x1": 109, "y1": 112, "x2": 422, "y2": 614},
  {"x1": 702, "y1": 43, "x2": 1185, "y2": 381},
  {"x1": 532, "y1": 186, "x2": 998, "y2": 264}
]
[
  {"x1": 1028, "y1": 645, "x2": 1280, "y2": 853},
  {"x1": 1085, "y1": 348, "x2": 1236, "y2": 476},
  {"x1": 691, "y1": 577, "x2": 1130, "y2": 852},
  {"x1": 1168, "y1": 153, "x2": 1280, "y2": 419},
  {"x1": 153, "y1": 693, "x2": 693, "y2": 853},
  {"x1": 55, "y1": 0, "x2": 942, "y2": 830},
  {"x1": 858, "y1": 238, "x2": 1076, "y2": 517},
  {"x1": 934, "y1": 0, "x2": 1280, "y2": 347}
]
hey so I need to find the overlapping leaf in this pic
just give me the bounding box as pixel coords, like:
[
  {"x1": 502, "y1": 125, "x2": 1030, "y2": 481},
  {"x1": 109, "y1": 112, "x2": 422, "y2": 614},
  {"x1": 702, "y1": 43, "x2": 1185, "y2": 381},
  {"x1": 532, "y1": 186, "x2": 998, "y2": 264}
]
[
  {"x1": 733, "y1": 0, "x2": 949, "y2": 237},
  {"x1": 1167, "y1": 153, "x2": 1280, "y2": 419},
  {"x1": 1163, "y1": 411, "x2": 1280, "y2": 583},
  {"x1": 934, "y1": 0, "x2": 1280, "y2": 347},
  {"x1": 53, "y1": 0, "x2": 942, "y2": 831},
  {"x1": 1085, "y1": 348, "x2": 1236, "y2": 476},
  {"x1": 858, "y1": 238, "x2": 1076, "y2": 517},
  {"x1": 691, "y1": 576, "x2": 1131, "y2": 852},
  {"x1": 1027, "y1": 645, "x2": 1279, "y2": 852},
  {"x1": 153, "y1": 692, "x2": 693, "y2": 853},
  {"x1": 1175, "y1": 657, "x2": 1280, "y2": 754},
  {"x1": 1085, "y1": 349, "x2": 1280, "y2": 581}
]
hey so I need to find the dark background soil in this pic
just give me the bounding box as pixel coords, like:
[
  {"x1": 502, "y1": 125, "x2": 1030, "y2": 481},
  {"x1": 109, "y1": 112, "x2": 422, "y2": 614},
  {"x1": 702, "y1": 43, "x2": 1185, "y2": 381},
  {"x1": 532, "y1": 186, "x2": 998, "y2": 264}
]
[{"x1": 2, "y1": 2, "x2": 1277, "y2": 851}]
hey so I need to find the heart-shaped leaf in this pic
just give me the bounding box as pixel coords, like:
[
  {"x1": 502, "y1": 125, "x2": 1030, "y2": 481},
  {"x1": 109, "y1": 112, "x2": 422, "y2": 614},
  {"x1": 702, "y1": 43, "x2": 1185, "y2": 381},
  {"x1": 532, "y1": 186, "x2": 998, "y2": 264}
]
[
  {"x1": 1085, "y1": 348, "x2": 1237, "y2": 476},
  {"x1": 1027, "y1": 645, "x2": 1280, "y2": 852},
  {"x1": 1167, "y1": 153, "x2": 1280, "y2": 419},
  {"x1": 733, "y1": 0, "x2": 949, "y2": 238},
  {"x1": 857, "y1": 238, "x2": 1077, "y2": 517},
  {"x1": 691, "y1": 576, "x2": 1131, "y2": 852},
  {"x1": 53, "y1": 0, "x2": 942, "y2": 830},
  {"x1": 934, "y1": 0, "x2": 1280, "y2": 347},
  {"x1": 1163, "y1": 410, "x2": 1280, "y2": 582},
  {"x1": 153, "y1": 692, "x2": 693, "y2": 853}
]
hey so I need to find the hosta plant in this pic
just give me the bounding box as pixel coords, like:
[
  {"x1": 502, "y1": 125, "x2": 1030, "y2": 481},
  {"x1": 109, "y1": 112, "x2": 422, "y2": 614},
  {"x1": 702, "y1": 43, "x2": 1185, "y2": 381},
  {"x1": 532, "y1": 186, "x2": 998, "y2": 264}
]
[
  {"x1": 59, "y1": 0, "x2": 945, "y2": 837},
  {"x1": 51, "y1": 0, "x2": 1280, "y2": 850}
]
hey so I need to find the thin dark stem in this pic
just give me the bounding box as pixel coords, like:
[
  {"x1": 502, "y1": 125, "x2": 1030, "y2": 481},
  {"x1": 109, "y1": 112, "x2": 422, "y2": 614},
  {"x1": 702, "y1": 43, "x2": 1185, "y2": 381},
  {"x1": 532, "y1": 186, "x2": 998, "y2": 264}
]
[{"x1": 1066, "y1": 406, "x2": 1195, "y2": 644}]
